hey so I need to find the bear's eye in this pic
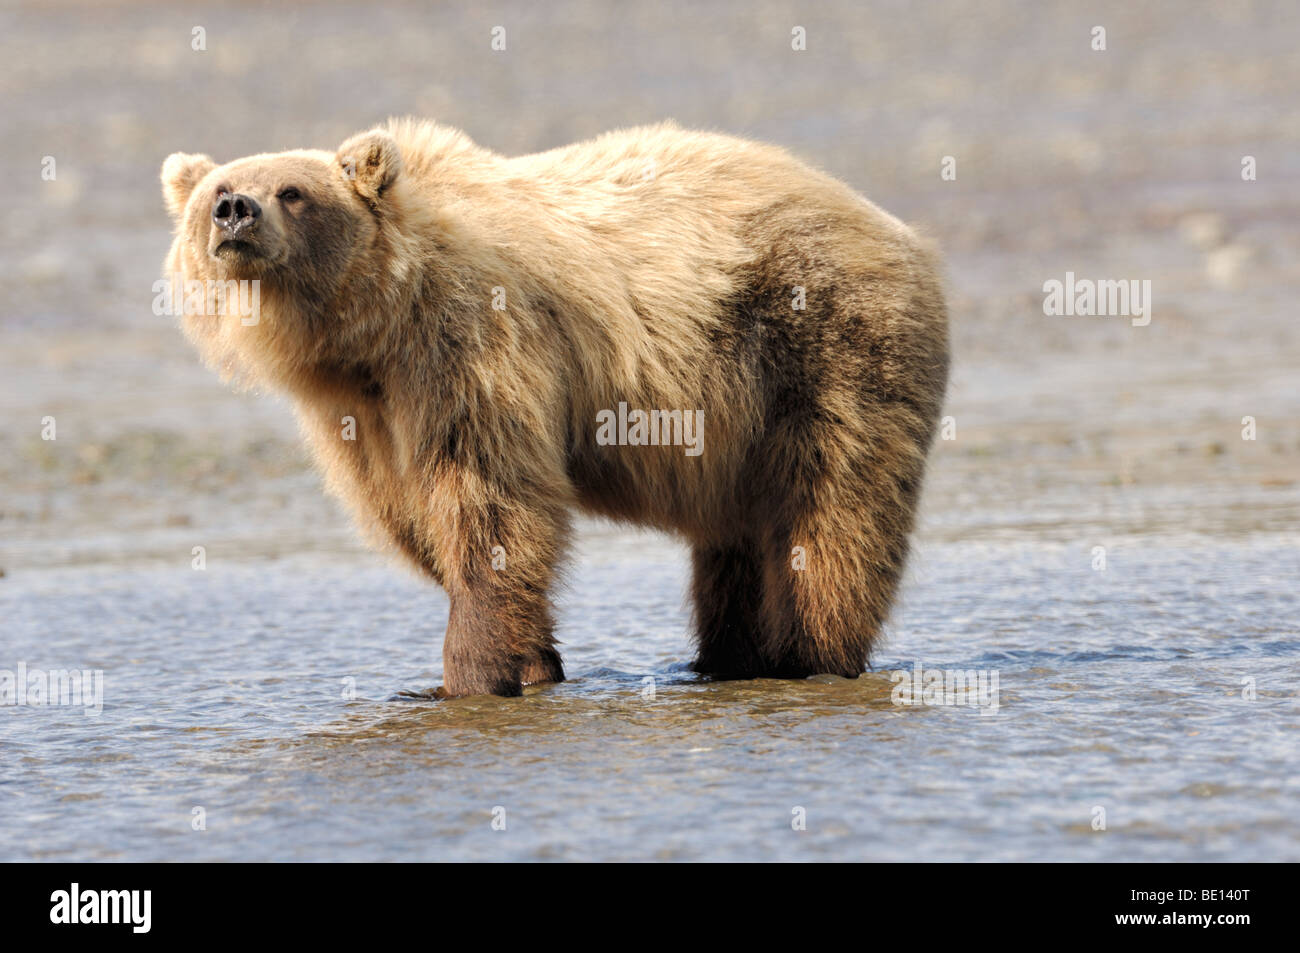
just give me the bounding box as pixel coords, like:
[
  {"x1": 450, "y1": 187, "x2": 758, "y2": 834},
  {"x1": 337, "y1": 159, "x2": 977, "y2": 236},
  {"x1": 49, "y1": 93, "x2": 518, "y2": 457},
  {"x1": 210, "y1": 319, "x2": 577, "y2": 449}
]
[{"x1": 277, "y1": 187, "x2": 303, "y2": 202}]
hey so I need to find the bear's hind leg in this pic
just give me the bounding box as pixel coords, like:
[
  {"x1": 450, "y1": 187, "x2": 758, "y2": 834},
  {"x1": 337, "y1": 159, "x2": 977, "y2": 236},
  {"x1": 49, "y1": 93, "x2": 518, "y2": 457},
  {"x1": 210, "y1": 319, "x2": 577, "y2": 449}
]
[
  {"x1": 758, "y1": 507, "x2": 899, "y2": 680},
  {"x1": 757, "y1": 413, "x2": 927, "y2": 679},
  {"x1": 520, "y1": 645, "x2": 565, "y2": 686},
  {"x1": 690, "y1": 543, "x2": 770, "y2": 679}
]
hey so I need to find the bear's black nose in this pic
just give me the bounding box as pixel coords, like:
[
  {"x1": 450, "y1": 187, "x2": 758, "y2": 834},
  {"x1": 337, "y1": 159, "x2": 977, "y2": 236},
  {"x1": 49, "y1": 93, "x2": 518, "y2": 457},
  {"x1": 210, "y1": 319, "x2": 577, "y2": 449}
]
[{"x1": 212, "y1": 192, "x2": 261, "y2": 235}]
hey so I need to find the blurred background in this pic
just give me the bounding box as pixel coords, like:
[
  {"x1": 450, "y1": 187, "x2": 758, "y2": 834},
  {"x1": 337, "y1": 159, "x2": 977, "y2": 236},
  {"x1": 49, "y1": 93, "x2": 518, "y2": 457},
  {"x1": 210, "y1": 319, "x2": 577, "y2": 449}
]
[{"x1": 0, "y1": 1, "x2": 1297, "y2": 861}]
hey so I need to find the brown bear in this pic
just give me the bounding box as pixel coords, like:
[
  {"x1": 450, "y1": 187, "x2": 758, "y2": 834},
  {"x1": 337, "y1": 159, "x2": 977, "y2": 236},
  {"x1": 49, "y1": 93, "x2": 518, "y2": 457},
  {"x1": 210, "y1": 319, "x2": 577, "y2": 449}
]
[{"x1": 161, "y1": 119, "x2": 949, "y2": 698}]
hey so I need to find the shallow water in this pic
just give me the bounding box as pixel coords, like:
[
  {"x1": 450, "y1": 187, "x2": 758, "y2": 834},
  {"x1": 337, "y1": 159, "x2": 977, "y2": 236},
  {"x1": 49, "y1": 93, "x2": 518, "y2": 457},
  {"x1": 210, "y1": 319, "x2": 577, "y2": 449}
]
[{"x1": 3, "y1": 519, "x2": 1296, "y2": 862}]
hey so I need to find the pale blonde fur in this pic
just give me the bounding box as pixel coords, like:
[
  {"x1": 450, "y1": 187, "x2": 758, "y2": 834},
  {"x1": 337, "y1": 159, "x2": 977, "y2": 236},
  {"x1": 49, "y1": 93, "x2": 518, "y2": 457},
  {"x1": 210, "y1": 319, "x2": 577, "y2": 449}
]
[{"x1": 162, "y1": 119, "x2": 948, "y2": 696}]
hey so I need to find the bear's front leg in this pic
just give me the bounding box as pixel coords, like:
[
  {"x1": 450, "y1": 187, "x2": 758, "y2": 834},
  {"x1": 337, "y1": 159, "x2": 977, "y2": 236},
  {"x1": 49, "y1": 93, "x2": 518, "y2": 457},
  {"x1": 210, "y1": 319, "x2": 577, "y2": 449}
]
[
  {"x1": 435, "y1": 495, "x2": 568, "y2": 698},
  {"x1": 439, "y1": 592, "x2": 531, "y2": 697},
  {"x1": 440, "y1": 580, "x2": 563, "y2": 698}
]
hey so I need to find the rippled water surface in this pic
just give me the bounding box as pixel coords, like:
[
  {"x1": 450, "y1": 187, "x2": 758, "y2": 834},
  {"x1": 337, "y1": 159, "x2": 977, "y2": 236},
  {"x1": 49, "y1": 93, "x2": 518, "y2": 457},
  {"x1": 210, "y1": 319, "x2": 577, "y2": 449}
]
[{"x1": 3, "y1": 520, "x2": 1297, "y2": 862}]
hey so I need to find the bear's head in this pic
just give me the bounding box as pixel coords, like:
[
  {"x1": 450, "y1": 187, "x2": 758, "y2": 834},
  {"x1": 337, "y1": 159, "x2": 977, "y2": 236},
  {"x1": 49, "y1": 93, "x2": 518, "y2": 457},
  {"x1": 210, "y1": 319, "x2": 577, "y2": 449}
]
[{"x1": 160, "y1": 129, "x2": 405, "y2": 385}]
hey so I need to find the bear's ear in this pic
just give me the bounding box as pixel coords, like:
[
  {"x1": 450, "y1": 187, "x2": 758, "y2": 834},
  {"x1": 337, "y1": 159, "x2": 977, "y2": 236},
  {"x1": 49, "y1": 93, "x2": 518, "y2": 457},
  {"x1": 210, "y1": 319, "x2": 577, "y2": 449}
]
[
  {"x1": 337, "y1": 130, "x2": 402, "y2": 202},
  {"x1": 161, "y1": 152, "x2": 216, "y2": 221}
]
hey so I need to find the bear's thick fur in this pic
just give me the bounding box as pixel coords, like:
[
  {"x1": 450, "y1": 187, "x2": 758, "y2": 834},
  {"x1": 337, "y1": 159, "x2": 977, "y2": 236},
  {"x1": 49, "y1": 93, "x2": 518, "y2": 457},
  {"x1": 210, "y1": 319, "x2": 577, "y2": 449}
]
[{"x1": 161, "y1": 119, "x2": 949, "y2": 697}]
